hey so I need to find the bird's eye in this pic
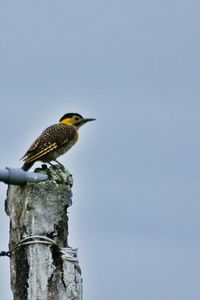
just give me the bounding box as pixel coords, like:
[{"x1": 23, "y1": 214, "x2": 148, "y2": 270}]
[{"x1": 73, "y1": 116, "x2": 80, "y2": 121}]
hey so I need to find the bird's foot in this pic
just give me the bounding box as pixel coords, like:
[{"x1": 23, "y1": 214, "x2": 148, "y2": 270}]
[
  {"x1": 54, "y1": 160, "x2": 65, "y2": 170},
  {"x1": 41, "y1": 164, "x2": 48, "y2": 170},
  {"x1": 48, "y1": 163, "x2": 58, "y2": 170}
]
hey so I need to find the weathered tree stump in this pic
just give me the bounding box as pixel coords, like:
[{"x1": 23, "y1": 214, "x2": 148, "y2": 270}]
[{"x1": 5, "y1": 166, "x2": 83, "y2": 300}]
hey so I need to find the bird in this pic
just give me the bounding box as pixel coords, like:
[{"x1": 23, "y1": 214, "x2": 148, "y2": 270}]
[{"x1": 21, "y1": 113, "x2": 95, "y2": 171}]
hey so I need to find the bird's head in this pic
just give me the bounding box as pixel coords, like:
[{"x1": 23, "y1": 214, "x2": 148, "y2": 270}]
[{"x1": 59, "y1": 113, "x2": 95, "y2": 128}]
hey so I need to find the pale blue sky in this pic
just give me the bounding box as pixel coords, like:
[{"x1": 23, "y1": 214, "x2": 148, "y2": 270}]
[{"x1": 0, "y1": 1, "x2": 200, "y2": 299}]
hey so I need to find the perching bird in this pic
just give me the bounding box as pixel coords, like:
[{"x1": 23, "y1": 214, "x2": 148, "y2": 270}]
[{"x1": 21, "y1": 113, "x2": 95, "y2": 171}]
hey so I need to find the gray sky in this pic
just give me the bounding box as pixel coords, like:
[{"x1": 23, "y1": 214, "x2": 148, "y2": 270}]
[{"x1": 0, "y1": 0, "x2": 200, "y2": 299}]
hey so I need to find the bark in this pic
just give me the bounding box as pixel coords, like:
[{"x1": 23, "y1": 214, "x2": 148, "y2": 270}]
[{"x1": 5, "y1": 166, "x2": 83, "y2": 300}]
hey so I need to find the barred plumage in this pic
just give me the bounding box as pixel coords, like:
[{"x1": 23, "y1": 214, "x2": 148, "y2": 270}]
[{"x1": 21, "y1": 113, "x2": 95, "y2": 171}]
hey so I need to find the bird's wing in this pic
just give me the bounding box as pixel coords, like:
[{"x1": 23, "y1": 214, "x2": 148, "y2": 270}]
[{"x1": 21, "y1": 124, "x2": 75, "y2": 163}]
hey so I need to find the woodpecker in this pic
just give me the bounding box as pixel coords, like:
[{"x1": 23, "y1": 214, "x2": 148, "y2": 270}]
[{"x1": 21, "y1": 113, "x2": 95, "y2": 171}]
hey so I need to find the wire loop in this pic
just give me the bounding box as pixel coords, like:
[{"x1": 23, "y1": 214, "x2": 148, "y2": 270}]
[{"x1": 0, "y1": 234, "x2": 81, "y2": 272}]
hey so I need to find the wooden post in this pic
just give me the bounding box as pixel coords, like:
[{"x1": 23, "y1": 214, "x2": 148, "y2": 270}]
[{"x1": 5, "y1": 166, "x2": 83, "y2": 300}]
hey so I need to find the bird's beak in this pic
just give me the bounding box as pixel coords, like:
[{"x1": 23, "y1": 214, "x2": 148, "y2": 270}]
[
  {"x1": 77, "y1": 118, "x2": 96, "y2": 127},
  {"x1": 83, "y1": 118, "x2": 96, "y2": 123}
]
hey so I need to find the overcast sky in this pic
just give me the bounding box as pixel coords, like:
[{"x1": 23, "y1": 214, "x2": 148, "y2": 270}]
[{"x1": 0, "y1": 1, "x2": 200, "y2": 299}]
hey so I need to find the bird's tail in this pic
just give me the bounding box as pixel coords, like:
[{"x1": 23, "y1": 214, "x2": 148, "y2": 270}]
[{"x1": 21, "y1": 162, "x2": 34, "y2": 171}]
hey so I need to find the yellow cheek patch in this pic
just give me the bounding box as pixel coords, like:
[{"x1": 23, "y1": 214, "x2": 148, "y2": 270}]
[{"x1": 60, "y1": 118, "x2": 77, "y2": 125}]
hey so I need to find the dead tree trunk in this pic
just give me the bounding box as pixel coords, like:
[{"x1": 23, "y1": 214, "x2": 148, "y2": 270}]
[{"x1": 5, "y1": 166, "x2": 83, "y2": 300}]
